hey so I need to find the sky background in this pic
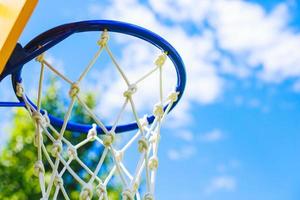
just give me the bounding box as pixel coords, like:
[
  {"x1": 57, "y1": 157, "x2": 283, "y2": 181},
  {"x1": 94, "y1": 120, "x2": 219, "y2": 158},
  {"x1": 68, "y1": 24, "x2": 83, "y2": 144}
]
[{"x1": 1, "y1": 0, "x2": 300, "y2": 199}]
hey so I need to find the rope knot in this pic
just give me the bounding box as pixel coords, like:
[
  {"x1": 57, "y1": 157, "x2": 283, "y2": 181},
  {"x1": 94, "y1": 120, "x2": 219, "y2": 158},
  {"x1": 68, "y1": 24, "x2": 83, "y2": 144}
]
[
  {"x1": 103, "y1": 131, "x2": 115, "y2": 147},
  {"x1": 69, "y1": 83, "x2": 80, "y2": 98},
  {"x1": 133, "y1": 178, "x2": 141, "y2": 192},
  {"x1": 97, "y1": 29, "x2": 109, "y2": 47},
  {"x1": 144, "y1": 193, "x2": 155, "y2": 200},
  {"x1": 96, "y1": 183, "x2": 107, "y2": 197},
  {"x1": 155, "y1": 52, "x2": 167, "y2": 68},
  {"x1": 80, "y1": 185, "x2": 93, "y2": 200},
  {"x1": 54, "y1": 176, "x2": 64, "y2": 186},
  {"x1": 32, "y1": 111, "x2": 43, "y2": 123},
  {"x1": 87, "y1": 124, "x2": 97, "y2": 141},
  {"x1": 35, "y1": 53, "x2": 45, "y2": 63},
  {"x1": 149, "y1": 156, "x2": 159, "y2": 170},
  {"x1": 16, "y1": 83, "x2": 24, "y2": 97},
  {"x1": 34, "y1": 161, "x2": 45, "y2": 177},
  {"x1": 123, "y1": 84, "x2": 137, "y2": 98},
  {"x1": 67, "y1": 146, "x2": 77, "y2": 158},
  {"x1": 153, "y1": 104, "x2": 164, "y2": 119},
  {"x1": 168, "y1": 91, "x2": 179, "y2": 102},
  {"x1": 51, "y1": 141, "x2": 63, "y2": 157},
  {"x1": 122, "y1": 189, "x2": 134, "y2": 200},
  {"x1": 138, "y1": 137, "x2": 148, "y2": 153},
  {"x1": 41, "y1": 111, "x2": 50, "y2": 127}
]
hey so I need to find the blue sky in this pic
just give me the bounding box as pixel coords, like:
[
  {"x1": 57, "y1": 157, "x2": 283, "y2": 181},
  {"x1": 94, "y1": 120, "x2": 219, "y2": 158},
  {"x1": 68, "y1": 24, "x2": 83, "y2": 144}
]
[{"x1": 1, "y1": 0, "x2": 300, "y2": 199}]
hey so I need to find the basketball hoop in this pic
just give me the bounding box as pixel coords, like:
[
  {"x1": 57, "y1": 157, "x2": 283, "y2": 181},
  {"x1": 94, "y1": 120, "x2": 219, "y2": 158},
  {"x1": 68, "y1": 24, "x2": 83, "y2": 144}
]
[{"x1": 0, "y1": 20, "x2": 186, "y2": 200}]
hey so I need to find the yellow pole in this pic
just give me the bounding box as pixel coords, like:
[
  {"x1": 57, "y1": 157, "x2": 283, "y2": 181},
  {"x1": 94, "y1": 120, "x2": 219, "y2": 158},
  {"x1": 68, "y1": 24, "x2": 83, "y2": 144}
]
[{"x1": 0, "y1": 0, "x2": 38, "y2": 75}]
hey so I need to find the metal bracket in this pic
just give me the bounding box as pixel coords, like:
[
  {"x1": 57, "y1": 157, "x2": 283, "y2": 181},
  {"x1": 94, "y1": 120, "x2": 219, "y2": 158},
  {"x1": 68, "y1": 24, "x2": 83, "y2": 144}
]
[{"x1": 0, "y1": 43, "x2": 27, "y2": 82}]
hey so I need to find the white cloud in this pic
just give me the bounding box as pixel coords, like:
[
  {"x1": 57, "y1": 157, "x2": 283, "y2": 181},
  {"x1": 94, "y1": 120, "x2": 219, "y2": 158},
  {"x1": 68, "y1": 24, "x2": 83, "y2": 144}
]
[
  {"x1": 138, "y1": 0, "x2": 300, "y2": 84},
  {"x1": 149, "y1": 0, "x2": 211, "y2": 24},
  {"x1": 167, "y1": 146, "x2": 196, "y2": 161},
  {"x1": 199, "y1": 129, "x2": 224, "y2": 142},
  {"x1": 209, "y1": 0, "x2": 300, "y2": 82},
  {"x1": 92, "y1": 0, "x2": 160, "y2": 31},
  {"x1": 255, "y1": 33, "x2": 300, "y2": 82},
  {"x1": 210, "y1": 1, "x2": 286, "y2": 52},
  {"x1": 205, "y1": 175, "x2": 237, "y2": 195}
]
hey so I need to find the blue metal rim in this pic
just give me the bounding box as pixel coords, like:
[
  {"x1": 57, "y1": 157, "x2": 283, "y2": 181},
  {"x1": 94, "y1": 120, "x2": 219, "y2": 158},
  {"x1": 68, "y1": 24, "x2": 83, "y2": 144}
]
[{"x1": 11, "y1": 20, "x2": 186, "y2": 134}]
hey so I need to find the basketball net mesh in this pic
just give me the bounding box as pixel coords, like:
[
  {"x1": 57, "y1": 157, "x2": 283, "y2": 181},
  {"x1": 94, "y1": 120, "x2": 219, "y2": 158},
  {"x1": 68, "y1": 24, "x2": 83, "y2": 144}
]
[{"x1": 15, "y1": 30, "x2": 179, "y2": 200}]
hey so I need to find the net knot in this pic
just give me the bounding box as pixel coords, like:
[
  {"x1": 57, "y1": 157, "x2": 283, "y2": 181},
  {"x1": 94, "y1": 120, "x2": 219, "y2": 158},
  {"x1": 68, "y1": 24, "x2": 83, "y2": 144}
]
[
  {"x1": 149, "y1": 156, "x2": 159, "y2": 170},
  {"x1": 123, "y1": 84, "x2": 137, "y2": 98},
  {"x1": 103, "y1": 131, "x2": 115, "y2": 147},
  {"x1": 97, "y1": 29, "x2": 109, "y2": 47},
  {"x1": 122, "y1": 189, "x2": 134, "y2": 200},
  {"x1": 138, "y1": 137, "x2": 149, "y2": 153},
  {"x1": 51, "y1": 141, "x2": 63, "y2": 157},
  {"x1": 41, "y1": 111, "x2": 50, "y2": 127},
  {"x1": 144, "y1": 193, "x2": 155, "y2": 200},
  {"x1": 35, "y1": 53, "x2": 45, "y2": 63},
  {"x1": 54, "y1": 176, "x2": 64, "y2": 186},
  {"x1": 67, "y1": 146, "x2": 77, "y2": 158},
  {"x1": 133, "y1": 179, "x2": 141, "y2": 192},
  {"x1": 153, "y1": 104, "x2": 164, "y2": 119},
  {"x1": 16, "y1": 83, "x2": 24, "y2": 97},
  {"x1": 155, "y1": 52, "x2": 167, "y2": 68},
  {"x1": 96, "y1": 183, "x2": 107, "y2": 197},
  {"x1": 69, "y1": 83, "x2": 80, "y2": 98},
  {"x1": 32, "y1": 111, "x2": 43, "y2": 123},
  {"x1": 168, "y1": 91, "x2": 179, "y2": 102},
  {"x1": 34, "y1": 161, "x2": 45, "y2": 176},
  {"x1": 80, "y1": 185, "x2": 93, "y2": 200},
  {"x1": 87, "y1": 124, "x2": 97, "y2": 141}
]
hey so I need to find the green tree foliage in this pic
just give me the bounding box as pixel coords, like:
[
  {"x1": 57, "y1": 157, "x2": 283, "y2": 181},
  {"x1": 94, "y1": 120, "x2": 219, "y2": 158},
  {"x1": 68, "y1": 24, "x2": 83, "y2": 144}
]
[{"x1": 0, "y1": 79, "x2": 120, "y2": 199}]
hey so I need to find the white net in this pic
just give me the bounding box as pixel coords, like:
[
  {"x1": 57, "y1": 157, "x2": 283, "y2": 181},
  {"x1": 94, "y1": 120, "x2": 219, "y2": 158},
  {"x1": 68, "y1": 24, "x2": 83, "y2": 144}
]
[{"x1": 15, "y1": 30, "x2": 179, "y2": 200}]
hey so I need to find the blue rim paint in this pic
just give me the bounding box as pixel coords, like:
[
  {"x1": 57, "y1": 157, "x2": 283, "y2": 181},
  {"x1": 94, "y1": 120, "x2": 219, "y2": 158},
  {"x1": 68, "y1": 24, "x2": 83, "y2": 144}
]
[
  {"x1": 2, "y1": 20, "x2": 186, "y2": 134},
  {"x1": 0, "y1": 102, "x2": 25, "y2": 107}
]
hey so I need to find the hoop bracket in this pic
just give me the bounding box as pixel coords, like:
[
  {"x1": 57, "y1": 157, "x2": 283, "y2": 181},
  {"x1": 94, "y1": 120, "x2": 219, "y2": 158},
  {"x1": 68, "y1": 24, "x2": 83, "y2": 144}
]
[{"x1": 0, "y1": 43, "x2": 27, "y2": 82}]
